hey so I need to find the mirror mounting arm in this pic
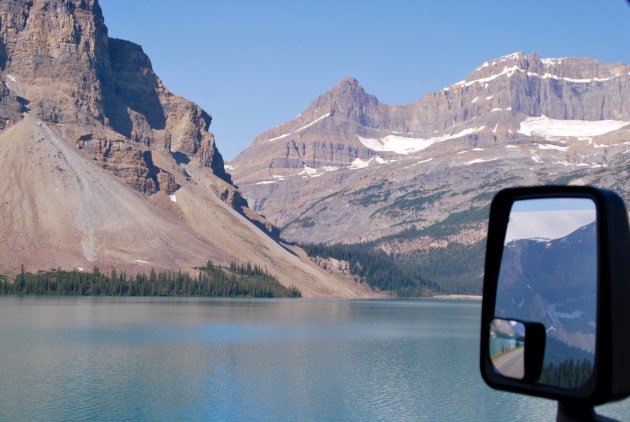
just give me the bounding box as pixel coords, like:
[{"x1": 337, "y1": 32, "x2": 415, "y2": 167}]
[{"x1": 556, "y1": 402, "x2": 618, "y2": 422}]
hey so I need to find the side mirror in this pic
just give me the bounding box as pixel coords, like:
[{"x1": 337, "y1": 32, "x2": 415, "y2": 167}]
[{"x1": 480, "y1": 186, "x2": 630, "y2": 420}]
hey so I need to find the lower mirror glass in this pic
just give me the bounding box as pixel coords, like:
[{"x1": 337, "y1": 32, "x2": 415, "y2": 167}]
[{"x1": 490, "y1": 318, "x2": 525, "y2": 379}]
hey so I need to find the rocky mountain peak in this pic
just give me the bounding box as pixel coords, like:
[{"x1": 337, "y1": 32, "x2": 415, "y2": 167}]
[
  {"x1": 309, "y1": 76, "x2": 383, "y2": 124},
  {"x1": 1, "y1": 0, "x2": 110, "y2": 124},
  {"x1": 250, "y1": 77, "x2": 375, "y2": 145},
  {"x1": 0, "y1": 0, "x2": 232, "y2": 183},
  {"x1": 453, "y1": 51, "x2": 630, "y2": 95},
  {"x1": 327, "y1": 77, "x2": 366, "y2": 100},
  {"x1": 466, "y1": 51, "x2": 540, "y2": 79}
]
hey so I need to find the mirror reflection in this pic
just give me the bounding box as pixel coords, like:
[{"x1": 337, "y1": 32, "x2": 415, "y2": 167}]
[
  {"x1": 490, "y1": 318, "x2": 525, "y2": 379},
  {"x1": 494, "y1": 198, "x2": 597, "y2": 389}
]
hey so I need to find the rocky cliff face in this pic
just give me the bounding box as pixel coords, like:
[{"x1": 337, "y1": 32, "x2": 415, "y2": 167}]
[
  {"x1": 0, "y1": 0, "x2": 374, "y2": 298},
  {"x1": 0, "y1": 0, "x2": 229, "y2": 189},
  {"x1": 230, "y1": 52, "x2": 630, "y2": 292}
]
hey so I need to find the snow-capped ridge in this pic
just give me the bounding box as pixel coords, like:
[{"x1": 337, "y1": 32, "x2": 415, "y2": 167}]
[
  {"x1": 267, "y1": 113, "x2": 331, "y2": 142},
  {"x1": 450, "y1": 53, "x2": 628, "y2": 91}
]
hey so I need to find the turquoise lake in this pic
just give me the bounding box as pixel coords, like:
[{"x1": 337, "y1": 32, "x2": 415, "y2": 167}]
[{"x1": 0, "y1": 297, "x2": 628, "y2": 421}]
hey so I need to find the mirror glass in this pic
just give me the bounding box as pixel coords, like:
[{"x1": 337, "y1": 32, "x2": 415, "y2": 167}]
[
  {"x1": 490, "y1": 318, "x2": 525, "y2": 379},
  {"x1": 494, "y1": 197, "x2": 597, "y2": 389}
]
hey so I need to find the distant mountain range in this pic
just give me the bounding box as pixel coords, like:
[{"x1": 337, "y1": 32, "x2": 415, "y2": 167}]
[
  {"x1": 0, "y1": 0, "x2": 375, "y2": 298},
  {"x1": 229, "y1": 52, "x2": 630, "y2": 292}
]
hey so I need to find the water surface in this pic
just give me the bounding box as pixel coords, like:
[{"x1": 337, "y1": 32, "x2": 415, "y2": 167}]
[{"x1": 0, "y1": 297, "x2": 627, "y2": 421}]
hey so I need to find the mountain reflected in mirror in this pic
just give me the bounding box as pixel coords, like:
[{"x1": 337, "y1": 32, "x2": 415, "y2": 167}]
[{"x1": 495, "y1": 198, "x2": 597, "y2": 389}]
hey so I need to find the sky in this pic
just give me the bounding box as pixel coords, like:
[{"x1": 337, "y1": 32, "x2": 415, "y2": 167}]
[
  {"x1": 504, "y1": 198, "x2": 596, "y2": 242},
  {"x1": 99, "y1": 0, "x2": 630, "y2": 160}
]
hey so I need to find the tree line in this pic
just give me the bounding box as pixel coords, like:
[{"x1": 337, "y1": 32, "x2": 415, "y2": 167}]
[
  {"x1": 539, "y1": 358, "x2": 593, "y2": 389},
  {"x1": 0, "y1": 261, "x2": 301, "y2": 298},
  {"x1": 300, "y1": 242, "x2": 437, "y2": 297}
]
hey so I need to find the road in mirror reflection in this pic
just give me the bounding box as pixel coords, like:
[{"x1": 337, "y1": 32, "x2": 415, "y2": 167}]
[{"x1": 490, "y1": 318, "x2": 525, "y2": 379}]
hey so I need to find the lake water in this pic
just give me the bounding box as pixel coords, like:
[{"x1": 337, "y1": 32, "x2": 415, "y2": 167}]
[{"x1": 0, "y1": 297, "x2": 628, "y2": 421}]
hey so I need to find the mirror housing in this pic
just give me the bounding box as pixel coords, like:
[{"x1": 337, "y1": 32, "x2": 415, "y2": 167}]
[{"x1": 480, "y1": 186, "x2": 630, "y2": 407}]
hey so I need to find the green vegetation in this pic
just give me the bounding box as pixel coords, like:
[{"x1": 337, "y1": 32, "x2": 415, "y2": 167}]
[
  {"x1": 404, "y1": 242, "x2": 486, "y2": 295},
  {"x1": 281, "y1": 189, "x2": 348, "y2": 231},
  {"x1": 295, "y1": 218, "x2": 316, "y2": 228},
  {"x1": 419, "y1": 206, "x2": 489, "y2": 238},
  {"x1": 300, "y1": 243, "x2": 436, "y2": 297},
  {"x1": 376, "y1": 206, "x2": 489, "y2": 243},
  {"x1": 332, "y1": 204, "x2": 489, "y2": 295},
  {"x1": 378, "y1": 190, "x2": 444, "y2": 214},
  {"x1": 539, "y1": 359, "x2": 593, "y2": 389},
  {"x1": 301, "y1": 205, "x2": 488, "y2": 295},
  {"x1": 551, "y1": 171, "x2": 590, "y2": 186},
  {"x1": 0, "y1": 261, "x2": 301, "y2": 298},
  {"x1": 348, "y1": 185, "x2": 392, "y2": 207}
]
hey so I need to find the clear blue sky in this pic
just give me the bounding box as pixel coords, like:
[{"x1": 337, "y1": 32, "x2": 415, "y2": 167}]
[{"x1": 100, "y1": 0, "x2": 630, "y2": 160}]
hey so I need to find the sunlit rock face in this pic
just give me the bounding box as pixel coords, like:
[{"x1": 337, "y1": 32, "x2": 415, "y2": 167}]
[
  {"x1": 0, "y1": 0, "x2": 375, "y2": 298},
  {"x1": 231, "y1": 53, "x2": 630, "y2": 291},
  {"x1": 0, "y1": 0, "x2": 229, "y2": 184}
]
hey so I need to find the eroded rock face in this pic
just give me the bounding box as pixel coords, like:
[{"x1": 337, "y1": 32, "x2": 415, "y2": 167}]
[
  {"x1": 311, "y1": 256, "x2": 352, "y2": 274},
  {"x1": 0, "y1": 0, "x2": 372, "y2": 298},
  {"x1": 0, "y1": 0, "x2": 229, "y2": 193},
  {"x1": 1, "y1": 0, "x2": 110, "y2": 124},
  {"x1": 0, "y1": 81, "x2": 22, "y2": 128}
]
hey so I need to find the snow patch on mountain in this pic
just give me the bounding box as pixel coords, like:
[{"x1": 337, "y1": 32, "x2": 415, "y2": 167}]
[
  {"x1": 593, "y1": 141, "x2": 630, "y2": 149},
  {"x1": 457, "y1": 148, "x2": 485, "y2": 154},
  {"x1": 453, "y1": 66, "x2": 521, "y2": 88},
  {"x1": 451, "y1": 62, "x2": 624, "y2": 91},
  {"x1": 299, "y1": 166, "x2": 318, "y2": 176},
  {"x1": 541, "y1": 58, "x2": 566, "y2": 66},
  {"x1": 358, "y1": 127, "x2": 485, "y2": 155},
  {"x1": 349, "y1": 156, "x2": 391, "y2": 169},
  {"x1": 268, "y1": 113, "x2": 331, "y2": 142},
  {"x1": 519, "y1": 116, "x2": 629, "y2": 138},
  {"x1": 537, "y1": 143, "x2": 569, "y2": 151},
  {"x1": 465, "y1": 158, "x2": 499, "y2": 166}
]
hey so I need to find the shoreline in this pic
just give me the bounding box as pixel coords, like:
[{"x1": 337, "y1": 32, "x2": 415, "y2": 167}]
[{"x1": 430, "y1": 294, "x2": 482, "y2": 301}]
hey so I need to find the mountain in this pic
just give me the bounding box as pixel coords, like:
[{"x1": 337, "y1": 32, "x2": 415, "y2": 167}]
[
  {"x1": 0, "y1": 0, "x2": 376, "y2": 298},
  {"x1": 230, "y1": 52, "x2": 630, "y2": 292},
  {"x1": 496, "y1": 221, "x2": 597, "y2": 355}
]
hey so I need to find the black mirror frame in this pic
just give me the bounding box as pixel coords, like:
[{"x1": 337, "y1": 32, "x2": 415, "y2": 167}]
[{"x1": 480, "y1": 186, "x2": 630, "y2": 407}]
